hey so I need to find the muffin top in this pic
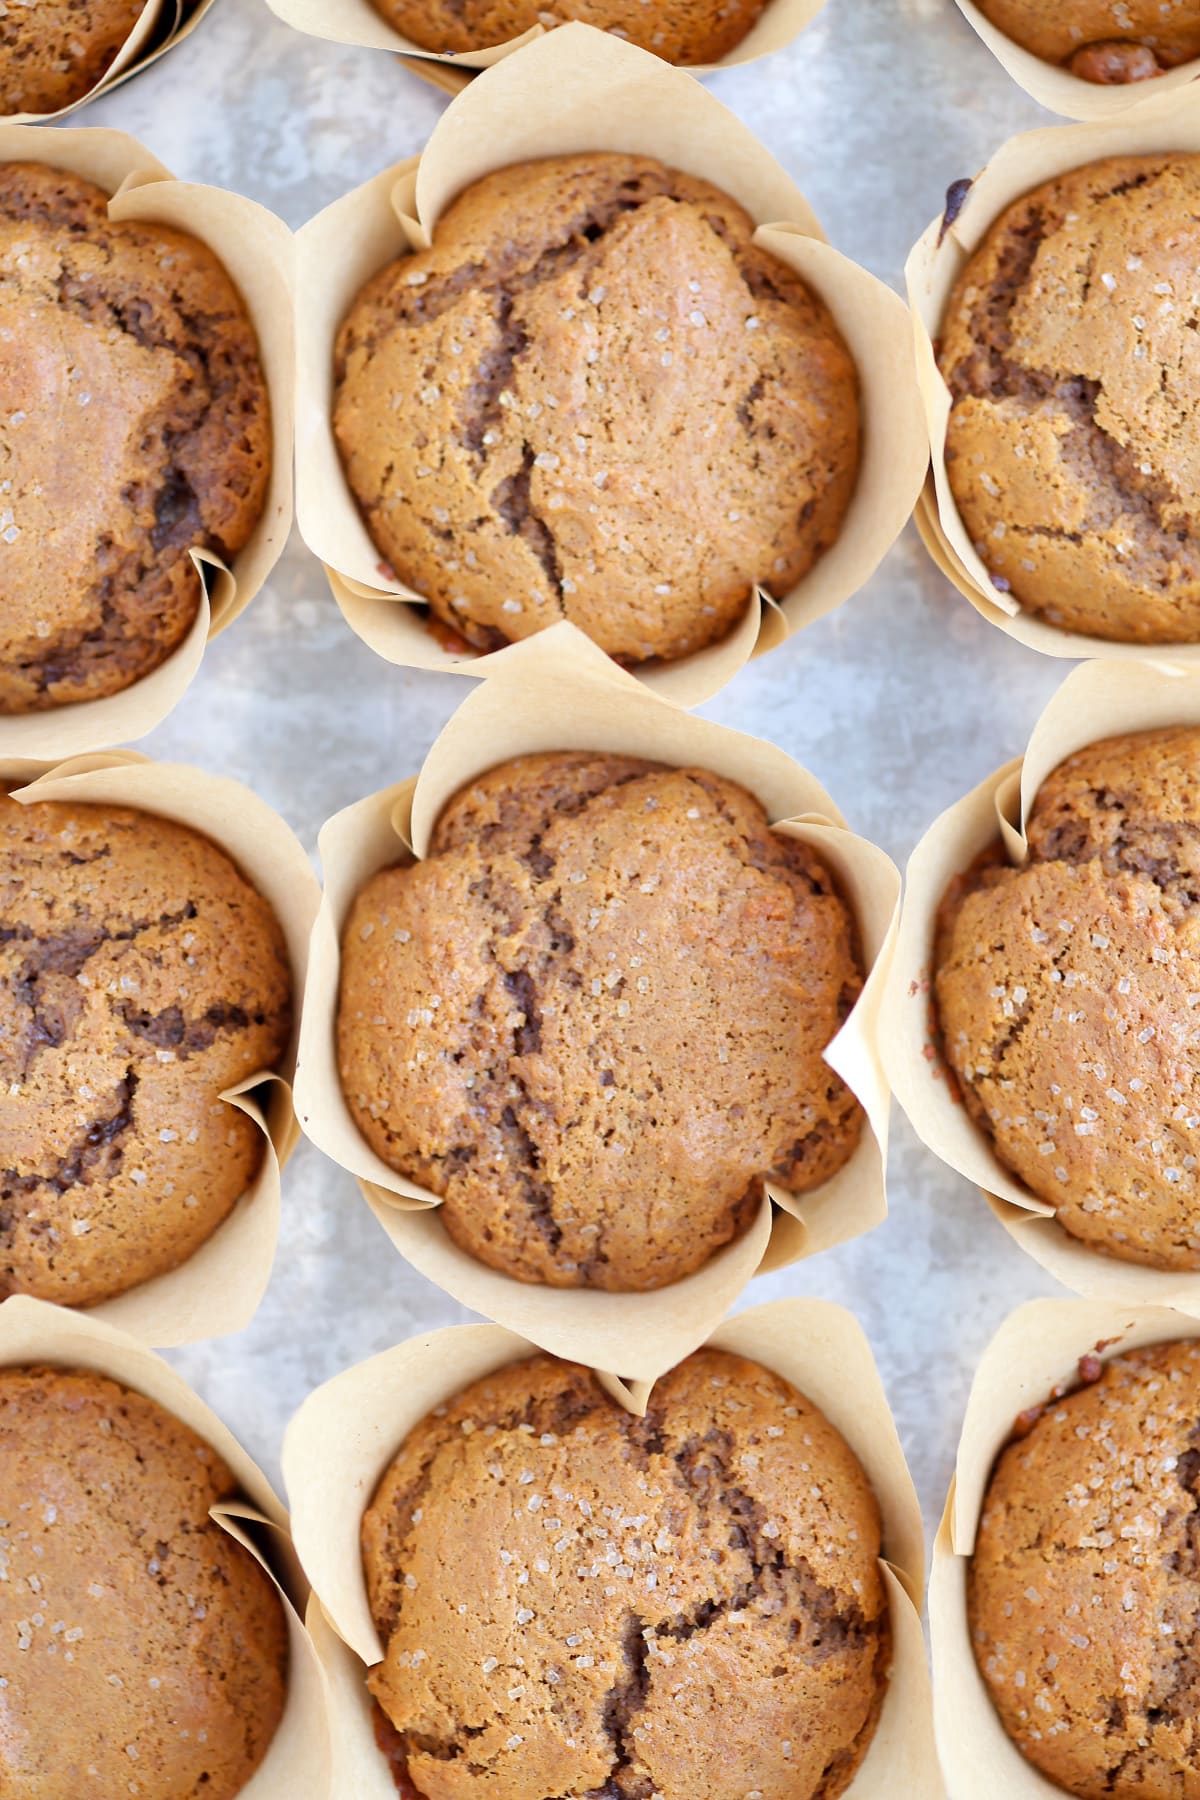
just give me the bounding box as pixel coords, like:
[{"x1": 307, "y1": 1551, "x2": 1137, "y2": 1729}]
[
  {"x1": 333, "y1": 153, "x2": 859, "y2": 667},
  {"x1": 337, "y1": 751, "x2": 863, "y2": 1291},
  {"x1": 975, "y1": 0, "x2": 1200, "y2": 79},
  {"x1": 0, "y1": 1364, "x2": 288, "y2": 1799},
  {"x1": 938, "y1": 153, "x2": 1200, "y2": 643},
  {"x1": 0, "y1": 0, "x2": 144, "y2": 115},
  {"x1": 0, "y1": 793, "x2": 293, "y2": 1307},
  {"x1": 970, "y1": 1338, "x2": 1200, "y2": 1799},
  {"x1": 0, "y1": 162, "x2": 271, "y2": 713},
  {"x1": 362, "y1": 1347, "x2": 890, "y2": 1800},
  {"x1": 936, "y1": 725, "x2": 1200, "y2": 1270},
  {"x1": 372, "y1": 0, "x2": 770, "y2": 62}
]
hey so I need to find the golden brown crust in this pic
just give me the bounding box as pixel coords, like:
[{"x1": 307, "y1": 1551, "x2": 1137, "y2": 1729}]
[
  {"x1": 0, "y1": 1364, "x2": 288, "y2": 1800},
  {"x1": 0, "y1": 0, "x2": 144, "y2": 114},
  {"x1": 938, "y1": 154, "x2": 1200, "y2": 644},
  {"x1": 0, "y1": 162, "x2": 272, "y2": 712},
  {"x1": 362, "y1": 1348, "x2": 890, "y2": 1800},
  {"x1": 936, "y1": 725, "x2": 1200, "y2": 1270},
  {"x1": 337, "y1": 752, "x2": 864, "y2": 1291},
  {"x1": 333, "y1": 154, "x2": 859, "y2": 666},
  {"x1": 0, "y1": 794, "x2": 293, "y2": 1306},
  {"x1": 372, "y1": 0, "x2": 770, "y2": 62},
  {"x1": 970, "y1": 1339, "x2": 1200, "y2": 1798},
  {"x1": 975, "y1": 0, "x2": 1200, "y2": 76}
]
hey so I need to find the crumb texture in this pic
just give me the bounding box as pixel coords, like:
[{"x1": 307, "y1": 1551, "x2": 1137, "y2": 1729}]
[
  {"x1": 0, "y1": 793, "x2": 293, "y2": 1306},
  {"x1": 362, "y1": 1348, "x2": 890, "y2": 1800},
  {"x1": 971, "y1": 1338, "x2": 1200, "y2": 1799},
  {"x1": 0, "y1": 0, "x2": 143, "y2": 114},
  {"x1": 975, "y1": 0, "x2": 1200, "y2": 76},
  {"x1": 337, "y1": 752, "x2": 864, "y2": 1291},
  {"x1": 333, "y1": 154, "x2": 859, "y2": 666},
  {"x1": 938, "y1": 154, "x2": 1200, "y2": 643},
  {"x1": 0, "y1": 1365, "x2": 288, "y2": 1799},
  {"x1": 372, "y1": 0, "x2": 769, "y2": 62},
  {"x1": 936, "y1": 725, "x2": 1200, "y2": 1269},
  {"x1": 0, "y1": 162, "x2": 271, "y2": 713}
]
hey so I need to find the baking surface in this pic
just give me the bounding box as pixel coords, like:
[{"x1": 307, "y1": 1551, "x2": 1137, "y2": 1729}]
[{"x1": 80, "y1": 0, "x2": 1073, "y2": 1541}]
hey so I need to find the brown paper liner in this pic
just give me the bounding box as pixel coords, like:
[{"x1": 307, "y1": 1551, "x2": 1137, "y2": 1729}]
[
  {"x1": 294, "y1": 623, "x2": 899, "y2": 1376},
  {"x1": 2, "y1": 750, "x2": 320, "y2": 1345},
  {"x1": 0, "y1": 1295, "x2": 333, "y2": 1798},
  {"x1": 293, "y1": 25, "x2": 927, "y2": 708},
  {"x1": 906, "y1": 80, "x2": 1200, "y2": 664},
  {"x1": 0, "y1": 124, "x2": 294, "y2": 756},
  {"x1": 954, "y1": 0, "x2": 1200, "y2": 123},
  {"x1": 931, "y1": 1295, "x2": 1200, "y2": 1799},
  {"x1": 881, "y1": 658, "x2": 1200, "y2": 1309},
  {"x1": 283, "y1": 1297, "x2": 939, "y2": 1800}
]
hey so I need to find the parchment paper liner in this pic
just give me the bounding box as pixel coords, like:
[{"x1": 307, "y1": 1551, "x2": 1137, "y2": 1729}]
[
  {"x1": 906, "y1": 80, "x2": 1200, "y2": 664},
  {"x1": 2, "y1": 749, "x2": 320, "y2": 1345},
  {"x1": 931, "y1": 1295, "x2": 1200, "y2": 1799},
  {"x1": 294, "y1": 622, "x2": 899, "y2": 1378},
  {"x1": 881, "y1": 658, "x2": 1200, "y2": 1310},
  {"x1": 0, "y1": 123, "x2": 294, "y2": 756},
  {"x1": 953, "y1": 0, "x2": 1200, "y2": 123},
  {"x1": 283, "y1": 1297, "x2": 940, "y2": 1800},
  {"x1": 0, "y1": 1294, "x2": 333, "y2": 1798},
  {"x1": 293, "y1": 24, "x2": 928, "y2": 709}
]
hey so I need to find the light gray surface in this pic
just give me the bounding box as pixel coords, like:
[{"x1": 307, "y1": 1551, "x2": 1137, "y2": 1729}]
[{"x1": 78, "y1": 0, "x2": 1076, "y2": 1544}]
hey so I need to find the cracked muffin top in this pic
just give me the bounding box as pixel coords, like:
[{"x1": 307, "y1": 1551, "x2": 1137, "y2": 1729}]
[
  {"x1": 938, "y1": 154, "x2": 1200, "y2": 643},
  {"x1": 970, "y1": 1338, "x2": 1200, "y2": 1798},
  {"x1": 336, "y1": 751, "x2": 864, "y2": 1292},
  {"x1": 0, "y1": 162, "x2": 272, "y2": 713},
  {"x1": 0, "y1": 793, "x2": 293, "y2": 1308},
  {"x1": 974, "y1": 0, "x2": 1200, "y2": 81},
  {"x1": 0, "y1": 1365, "x2": 289, "y2": 1799},
  {"x1": 369, "y1": 0, "x2": 770, "y2": 62},
  {"x1": 935, "y1": 726, "x2": 1200, "y2": 1271},
  {"x1": 362, "y1": 1348, "x2": 890, "y2": 1800},
  {"x1": 332, "y1": 154, "x2": 859, "y2": 668},
  {"x1": 0, "y1": 0, "x2": 144, "y2": 115}
]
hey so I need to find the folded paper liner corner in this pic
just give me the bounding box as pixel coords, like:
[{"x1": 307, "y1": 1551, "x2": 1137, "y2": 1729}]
[
  {"x1": 0, "y1": 123, "x2": 294, "y2": 758},
  {"x1": 0, "y1": 1294, "x2": 334, "y2": 1798},
  {"x1": 294, "y1": 622, "x2": 900, "y2": 1380},
  {"x1": 1, "y1": 750, "x2": 320, "y2": 1346},
  {"x1": 953, "y1": 0, "x2": 1200, "y2": 123},
  {"x1": 880, "y1": 657, "x2": 1200, "y2": 1311},
  {"x1": 906, "y1": 77, "x2": 1200, "y2": 664},
  {"x1": 292, "y1": 24, "x2": 928, "y2": 710},
  {"x1": 931, "y1": 1295, "x2": 1200, "y2": 1800},
  {"x1": 282, "y1": 1296, "x2": 941, "y2": 1800}
]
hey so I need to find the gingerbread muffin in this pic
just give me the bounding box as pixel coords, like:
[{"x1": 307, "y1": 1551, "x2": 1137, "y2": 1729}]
[
  {"x1": 975, "y1": 0, "x2": 1200, "y2": 81},
  {"x1": 935, "y1": 725, "x2": 1200, "y2": 1270},
  {"x1": 0, "y1": 1365, "x2": 288, "y2": 1797},
  {"x1": 938, "y1": 153, "x2": 1200, "y2": 643},
  {"x1": 0, "y1": 793, "x2": 293, "y2": 1307},
  {"x1": 333, "y1": 154, "x2": 859, "y2": 667},
  {"x1": 371, "y1": 0, "x2": 769, "y2": 62},
  {"x1": 337, "y1": 752, "x2": 864, "y2": 1291},
  {"x1": 0, "y1": 0, "x2": 145, "y2": 116},
  {"x1": 362, "y1": 1348, "x2": 890, "y2": 1800},
  {"x1": 0, "y1": 162, "x2": 271, "y2": 713},
  {"x1": 970, "y1": 1338, "x2": 1200, "y2": 1797}
]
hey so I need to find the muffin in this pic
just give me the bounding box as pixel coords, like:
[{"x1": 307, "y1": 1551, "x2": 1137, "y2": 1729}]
[
  {"x1": 0, "y1": 162, "x2": 272, "y2": 713},
  {"x1": 370, "y1": 0, "x2": 770, "y2": 63},
  {"x1": 937, "y1": 153, "x2": 1200, "y2": 643},
  {"x1": 333, "y1": 153, "x2": 859, "y2": 666},
  {"x1": 0, "y1": 1364, "x2": 288, "y2": 1797},
  {"x1": 935, "y1": 725, "x2": 1200, "y2": 1270},
  {"x1": 362, "y1": 1347, "x2": 890, "y2": 1800},
  {"x1": 974, "y1": 0, "x2": 1200, "y2": 81},
  {"x1": 337, "y1": 751, "x2": 864, "y2": 1291},
  {"x1": 0, "y1": 0, "x2": 145, "y2": 115},
  {"x1": 0, "y1": 793, "x2": 293, "y2": 1306},
  {"x1": 970, "y1": 1337, "x2": 1200, "y2": 1797}
]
